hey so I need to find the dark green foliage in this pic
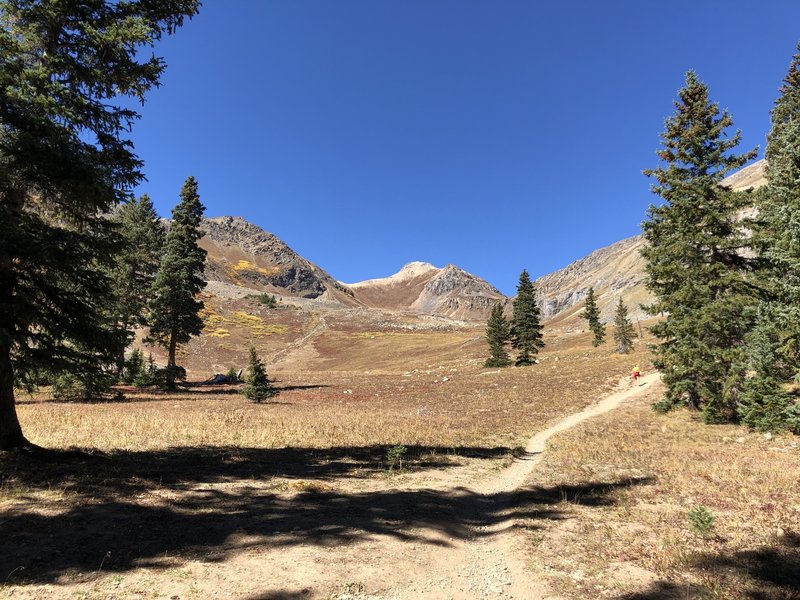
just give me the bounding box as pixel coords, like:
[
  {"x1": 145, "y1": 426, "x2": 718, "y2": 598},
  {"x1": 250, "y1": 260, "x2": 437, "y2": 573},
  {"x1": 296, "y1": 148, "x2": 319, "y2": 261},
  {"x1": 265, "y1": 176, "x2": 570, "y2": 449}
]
[
  {"x1": 386, "y1": 444, "x2": 407, "y2": 471},
  {"x1": 226, "y1": 367, "x2": 240, "y2": 382},
  {"x1": 511, "y1": 270, "x2": 544, "y2": 366},
  {"x1": 147, "y1": 177, "x2": 207, "y2": 386},
  {"x1": 254, "y1": 293, "x2": 278, "y2": 308},
  {"x1": 613, "y1": 298, "x2": 636, "y2": 354},
  {"x1": 739, "y1": 316, "x2": 800, "y2": 433},
  {"x1": 687, "y1": 505, "x2": 716, "y2": 538},
  {"x1": 132, "y1": 353, "x2": 158, "y2": 388},
  {"x1": 50, "y1": 370, "x2": 119, "y2": 402},
  {"x1": 111, "y1": 194, "x2": 165, "y2": 372},
  {"x1": 0, "y1": 0, "x2": 199, "y2": 448},
  {"x1": 641, "y1": 71, "x2": 758, "y2": 417},
  {"x1": 749, "y1": 43, "x2": 800, "y2": 432},
  {"x1": 484, "y1": 302, "x2": 512, "y2": 367},
  {"x1": 242, "y1": 347, "x2": 277, "y2": 403},
  {"x1": 580, "y1": 287, "x2": 605, "y2": 347},
  {"x1": 122, "y1": 349, "x2": 145, "y2": 385}
]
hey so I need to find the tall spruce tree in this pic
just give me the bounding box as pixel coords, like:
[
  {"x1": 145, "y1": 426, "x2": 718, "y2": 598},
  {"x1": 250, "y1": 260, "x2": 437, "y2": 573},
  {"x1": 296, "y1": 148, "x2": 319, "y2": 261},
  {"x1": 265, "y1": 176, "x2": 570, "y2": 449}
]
[
  {"x1": 148, "y1": 177, "x2": 207, "y2": 387},
  {"x1": 613, "y1": 298, "x2": 636, "y2": 354},
  {"x1": 641, "y1": 71, "x2": 758, "y2": 423},
  {"x1": 759, "y1": 44, "x2": 800, "y2": 370},
  {"x1": 484, "y1": 302, "x2": 512, "y2": 367},
  {"x1": 738, "y1": 314, "x2": 800, "y2": 433},
  {"x1": 0, "y1": 1, "x2": 199, "y2": 450},
  {"x1": 111, "y1": 194, "x2": 165, "y2": 374},
  {"x1": 580, "y1": 287, "x2": 605, "y2": 347},
  {"x1": 511, "y1": 270, "x2": 544, "y2": 366},
  {"x1": 745, "y1": 43, "x2": 800, "y2": 431}
]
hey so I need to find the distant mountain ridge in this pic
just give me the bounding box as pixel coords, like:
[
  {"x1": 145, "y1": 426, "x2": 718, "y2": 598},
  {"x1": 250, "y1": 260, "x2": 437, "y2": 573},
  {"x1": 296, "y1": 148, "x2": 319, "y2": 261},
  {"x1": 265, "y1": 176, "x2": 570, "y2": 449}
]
[
  {"x1": 200, "y1": 216, "x2": 358, "y2": 305},
  {"x1": 532, "y1": 159, "x2": 767, "y2": 322},
  {"x1": 348, "y1": 262, "x2": 505, "y2": 321},
  {"x1": 195, "y1": 160, "x2": 766, "y2": 323}
]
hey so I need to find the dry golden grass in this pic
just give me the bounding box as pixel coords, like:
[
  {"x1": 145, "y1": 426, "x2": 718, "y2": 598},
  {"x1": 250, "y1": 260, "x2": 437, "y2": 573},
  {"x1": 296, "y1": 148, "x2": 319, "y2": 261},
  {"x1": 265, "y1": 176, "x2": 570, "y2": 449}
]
[
  {"x1": 13, "y1": 338, "x2": 647, "y2": 453},
  {"x1": 525, "y1": 381, "x2": 800, "y2": 599}
]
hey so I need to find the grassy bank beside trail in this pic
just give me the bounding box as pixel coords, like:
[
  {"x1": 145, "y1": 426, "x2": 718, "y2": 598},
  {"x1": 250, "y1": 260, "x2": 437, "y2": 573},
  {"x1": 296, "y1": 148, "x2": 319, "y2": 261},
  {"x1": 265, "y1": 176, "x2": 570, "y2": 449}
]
[{"x1": 524, "y1": 381, "x2": 800, "y2": 599}]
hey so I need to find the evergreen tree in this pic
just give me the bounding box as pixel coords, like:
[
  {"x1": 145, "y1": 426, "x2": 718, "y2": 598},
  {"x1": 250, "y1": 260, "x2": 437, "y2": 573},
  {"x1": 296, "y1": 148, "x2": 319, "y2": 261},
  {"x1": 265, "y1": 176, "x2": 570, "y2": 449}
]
[
  {"x1": 111, "y1": 194, "x2": 165, "y2": 374},
  {"x1": 745, "y1": 44, "x2": 800, "y2": 431},
  {"x1": 739, "y1": 315, "x2": 800, "y2": 433},
  {"x1": 0, "y1": 1, "x2": 199, "y2": 450},
  {"x1": 758, "y1": 45, "x2": 800, "y2": 372},
  {"x1": 484, "y1": 302, "x2": 512, "y2": 367},
  {"x1": 242, "y1": 346, "x2": 278, "y2": 403},
  {"x1": 613, "y1": 298, "x2": 636, "y2": 354},
  {"x1": 580, "y1": 287, "x2": 606, "y2": 347},
  {"x1": 641, "y1": 71, "x2": 758, "y2": 422},
  {"x1": 511, "y1": 270, "x2": 544, "y2": 366},
  {"x1": 148, "y1": 177, "x2": 207, "y2": 387}
]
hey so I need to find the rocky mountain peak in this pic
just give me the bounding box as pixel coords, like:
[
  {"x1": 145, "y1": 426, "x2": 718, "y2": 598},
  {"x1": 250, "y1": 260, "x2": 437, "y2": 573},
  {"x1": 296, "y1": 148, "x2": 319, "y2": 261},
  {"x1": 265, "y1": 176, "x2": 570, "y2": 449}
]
[{"x1": 200, "y1": 216, "x2": 355, "y2": 302}]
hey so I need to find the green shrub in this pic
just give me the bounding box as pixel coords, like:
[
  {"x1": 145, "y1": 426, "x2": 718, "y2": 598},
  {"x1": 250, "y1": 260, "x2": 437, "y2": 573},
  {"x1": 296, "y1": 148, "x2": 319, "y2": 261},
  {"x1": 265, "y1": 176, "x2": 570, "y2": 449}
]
[
  {"x1": 121, "y1": 349, "x2": 145, "y2": 385},
  {"x1": 253, "y1": 293, "x2": 278, "y2": 308},
  {"x1": 386, "y1": 445, "x2": 407, "y2": 470},
  {"x1": 688, "y1": 505, "x2": 715, "y2": 538},
  {"x1": 133, "y1": 353, "x2": 157, "y2": 387}
]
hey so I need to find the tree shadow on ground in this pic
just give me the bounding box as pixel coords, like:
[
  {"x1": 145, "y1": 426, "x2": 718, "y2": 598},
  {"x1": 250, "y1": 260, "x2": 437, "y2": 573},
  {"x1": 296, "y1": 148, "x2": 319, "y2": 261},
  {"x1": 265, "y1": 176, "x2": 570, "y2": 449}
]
[
  {"x1": 618, "y1": 531, "x2": 800, "y2": 599},
  {"x1": 0, "y1": 447, "x2": 653, "y2": 586}
]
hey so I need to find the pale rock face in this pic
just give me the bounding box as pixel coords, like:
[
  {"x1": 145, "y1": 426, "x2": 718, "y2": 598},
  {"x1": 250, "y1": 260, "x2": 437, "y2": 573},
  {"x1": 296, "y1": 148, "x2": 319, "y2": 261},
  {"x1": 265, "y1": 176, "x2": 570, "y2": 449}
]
[
  {"x1": 349, "y1": 262, "x2": 504, "y2": 321},
  {"x1": 348, "y1": 261, "x2": 439, "y2": 288}
]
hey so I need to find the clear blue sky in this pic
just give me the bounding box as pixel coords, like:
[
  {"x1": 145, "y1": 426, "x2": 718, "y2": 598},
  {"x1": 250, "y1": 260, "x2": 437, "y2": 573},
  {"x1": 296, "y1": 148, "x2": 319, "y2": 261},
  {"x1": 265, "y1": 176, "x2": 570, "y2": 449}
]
[{"x1": 131, "y1": 1, "x2": 800, "y2": 295}]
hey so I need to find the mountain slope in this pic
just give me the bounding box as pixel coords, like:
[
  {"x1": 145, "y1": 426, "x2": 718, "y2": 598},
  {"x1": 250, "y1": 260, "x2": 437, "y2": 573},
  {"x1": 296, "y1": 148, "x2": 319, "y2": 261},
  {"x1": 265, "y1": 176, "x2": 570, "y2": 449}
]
[
  {"x1": 534, "y1": 159, "x2": 768, "y2": 323},
  {"x1": 200, "y1": 216, "x2": 358, "y2": 305},
  {"x1": 348, "y1": 262, "x2": 505, "y2": 321}
]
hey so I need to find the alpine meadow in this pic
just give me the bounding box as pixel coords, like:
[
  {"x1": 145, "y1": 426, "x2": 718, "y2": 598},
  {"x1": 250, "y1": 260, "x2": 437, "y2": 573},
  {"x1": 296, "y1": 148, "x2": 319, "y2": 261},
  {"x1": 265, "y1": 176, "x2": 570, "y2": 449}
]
[{"x1": 1, "y1": 3, "x2": 799, "y2": 599}]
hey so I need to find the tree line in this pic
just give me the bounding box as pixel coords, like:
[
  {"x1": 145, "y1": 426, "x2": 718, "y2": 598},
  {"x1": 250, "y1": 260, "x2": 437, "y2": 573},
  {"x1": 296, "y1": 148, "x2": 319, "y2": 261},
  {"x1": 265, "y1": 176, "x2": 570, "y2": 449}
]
[
  {"x1": 641, "y1": 47, "x2": 800, "y2": 433},
  {"x1": 0, "y1": 1, "x2": 209, "y2": 450},
  {"x1": 485, "y1": 280, "x2": 637, "y2": 368}
]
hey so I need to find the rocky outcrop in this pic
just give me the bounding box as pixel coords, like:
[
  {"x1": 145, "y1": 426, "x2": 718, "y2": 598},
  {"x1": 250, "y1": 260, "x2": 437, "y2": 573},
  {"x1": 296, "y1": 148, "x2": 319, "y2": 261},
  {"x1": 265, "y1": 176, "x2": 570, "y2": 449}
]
[
  {"x1": 200, "y1": 216, "x2": 356, "y2": 303},
  {"x1": 350, "y1": 262, "x2": 504, "y2": 321},
  {"x1": 534, "y1": 235, "x2": 650, "y2": 321},
  {"x1": 533, "y1": 160, "x2": 769, "y2": 322}
]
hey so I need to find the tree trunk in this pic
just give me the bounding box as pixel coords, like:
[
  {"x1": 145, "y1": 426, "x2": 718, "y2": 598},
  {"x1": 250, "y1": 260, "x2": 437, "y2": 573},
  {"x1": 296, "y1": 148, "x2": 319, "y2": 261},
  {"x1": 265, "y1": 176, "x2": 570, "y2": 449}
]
[
  {"x1": 0, "y1": 340, "x2": 25, "y2": 450},
  {"x1": 167, "y1": 329, "x2": 177, "y2": 386},
  {"x1": 0, "y1": 190, "x2": 26, "y2": 450}
]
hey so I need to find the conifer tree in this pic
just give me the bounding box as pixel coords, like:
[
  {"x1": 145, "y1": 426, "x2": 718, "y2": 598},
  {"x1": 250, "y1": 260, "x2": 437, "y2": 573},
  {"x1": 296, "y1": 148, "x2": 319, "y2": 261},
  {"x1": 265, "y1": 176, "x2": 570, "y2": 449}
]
[
  {"x1": 242, "y1": 346, "x2": 278, "y2": 403},
  {"x1": 758, "y1": 44, "x2": 800, "y2": 372},
  {"x1": 111, "y1": 194, "x2": 165, "y2": 374},
  {"x1": 148, "y1": 177, "x2": 207, "y2": 387},
  {"x1": 641, "y1": 71, "x2": 758, "y2": 422},
  {"x1": 738, "y1": 316, "x2": 800, "y2": 433},
  {"x1": 511, "y1": 270, "x2": 544, "y2": 366},
  {"x1": 744, "y1": 43, "x2": 800, "y2": 431},
  {"x1": 580, "y1": 287, "x2": 605, "y2": 347},
  {"x1": 484, "y1": 302, "x2": 512, "y2": 367},
  {"x1": 613, "y1": 298, "x2": 636, "y2": 354},
  {"x1": 0, "y1": 0, "x2": 199, "y2": 450}
]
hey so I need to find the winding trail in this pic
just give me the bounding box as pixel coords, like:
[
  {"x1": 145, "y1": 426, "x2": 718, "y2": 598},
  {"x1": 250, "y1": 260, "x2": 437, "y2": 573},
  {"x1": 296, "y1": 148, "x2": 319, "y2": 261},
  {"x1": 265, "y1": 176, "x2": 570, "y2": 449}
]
[{"x1": 379, "y1": 372, "x2": 660, "y2": 599}]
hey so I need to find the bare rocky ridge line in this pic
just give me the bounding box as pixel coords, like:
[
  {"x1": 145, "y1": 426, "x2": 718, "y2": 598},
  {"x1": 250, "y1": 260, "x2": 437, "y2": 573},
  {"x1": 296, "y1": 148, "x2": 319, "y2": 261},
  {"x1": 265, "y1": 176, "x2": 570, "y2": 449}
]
[{"x1": 195, "y1": 161, "x2": 765, "y2": 323}]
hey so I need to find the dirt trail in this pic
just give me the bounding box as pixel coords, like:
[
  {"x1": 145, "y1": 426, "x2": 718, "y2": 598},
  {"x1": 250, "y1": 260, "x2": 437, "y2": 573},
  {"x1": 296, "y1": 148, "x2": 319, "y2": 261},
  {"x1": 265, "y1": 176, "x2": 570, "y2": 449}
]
[{"x1": 374, "y1": 372, "x2": 660, "y2": 599}]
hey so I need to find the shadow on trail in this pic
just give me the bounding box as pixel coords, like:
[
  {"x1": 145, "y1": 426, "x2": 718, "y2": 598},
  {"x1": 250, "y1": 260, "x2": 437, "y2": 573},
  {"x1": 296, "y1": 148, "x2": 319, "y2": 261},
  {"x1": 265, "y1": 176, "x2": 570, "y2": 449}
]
[
  {"x1": 0, "y1": 446, "x2": 653, "y2": 586},
  {"x1": 618, "y1": 530, "x2": 800, "y2": 599}
]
